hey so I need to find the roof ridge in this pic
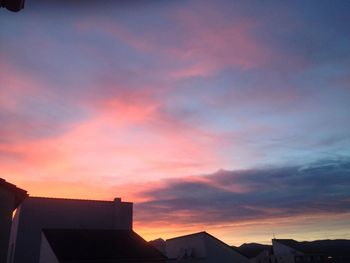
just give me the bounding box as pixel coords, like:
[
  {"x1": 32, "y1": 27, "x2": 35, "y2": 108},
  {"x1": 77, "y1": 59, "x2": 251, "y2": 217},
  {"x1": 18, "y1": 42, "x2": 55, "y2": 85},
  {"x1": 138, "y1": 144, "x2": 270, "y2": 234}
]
[
  {"x1": 166, "y1": 231, "x2": 248, "y2": 258},
  {"x1": 0, "y1": 178, "x2": 26, "y2": 192},
  {"x1": 166, "y1": 231, "x2": 206, "y2": 241},
  {"x1": 43, "y1": 228, "x2": 133, "y2": 232},
  {"x1": 29, "y1": 196, "x2": 115, "y2": 203},
  {"x1": 275, "y1": 238, "x2": 350, "y2": 243}
]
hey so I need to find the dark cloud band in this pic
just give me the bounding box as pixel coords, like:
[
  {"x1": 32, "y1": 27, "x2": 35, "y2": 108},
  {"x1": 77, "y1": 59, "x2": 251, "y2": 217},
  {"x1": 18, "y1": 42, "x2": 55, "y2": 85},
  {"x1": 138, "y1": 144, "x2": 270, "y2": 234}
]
[{"x1": 135, "y1": 158, "x2": 350, "y2": 225}]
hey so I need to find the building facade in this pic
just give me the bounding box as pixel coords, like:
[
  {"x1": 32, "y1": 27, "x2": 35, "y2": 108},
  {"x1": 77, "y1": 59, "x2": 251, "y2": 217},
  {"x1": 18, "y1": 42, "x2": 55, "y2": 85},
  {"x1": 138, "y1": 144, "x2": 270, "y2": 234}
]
[
  {"x1": 0, "y1": 179, "x2": 26, "y2": 263},
  {"x1": 166, "y1": 232, "x2": 249, "y2": 263},
  {"x1": 272, "y1": 239, "x2": 350, "y2": 263},
  {"x1": 234, "y1": 243, "x2": 274, "y2": 263},
  {"x1": 8, "y1": 196, "x2": 132, "y2": 263}
]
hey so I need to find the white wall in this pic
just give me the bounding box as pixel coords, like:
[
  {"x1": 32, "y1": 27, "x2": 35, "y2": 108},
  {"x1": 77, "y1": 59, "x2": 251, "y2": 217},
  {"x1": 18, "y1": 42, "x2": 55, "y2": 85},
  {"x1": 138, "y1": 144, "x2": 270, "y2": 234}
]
[
  {"x1": 166, "y1": 233, "x2": 249, "y2": 263},
  {"x1": 6, "y1": 208, "x2": 20, "y2": 263},
  {"x1": 166, "y1": 234, "x2": 207, "y2": 260},
  {"x1": 38, "y1": 234, "x2": 59, "y2": 263},
  {"x1": 0, "y1": 188, "x2": 15, "y2": 263},
  {"x1": 204, "y1": 234, "x2": 249, "y2": 263},
  {"x1": 272, "y1": 240, "x2": 299, "y2": 256},
  {"x1": 272, "y1": 240, "x2": 303, "y2": 263},
  {"x1": 250, "y1": 251, "x2": 275, "y2": 263}
]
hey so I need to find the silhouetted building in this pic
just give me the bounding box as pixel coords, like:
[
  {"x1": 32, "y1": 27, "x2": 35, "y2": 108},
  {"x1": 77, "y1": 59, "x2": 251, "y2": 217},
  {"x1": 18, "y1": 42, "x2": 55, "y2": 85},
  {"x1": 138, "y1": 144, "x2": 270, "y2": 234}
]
[
  {"x1": 0, "y1": 0, "x2": 24, "y2": 12},
  {"x1": 39, "y1": 229, "x2": 167, "y2": 263},
  {"x1": 166, "y1": 231, "x2": 249, "y2": 263},
  {"x1": 234, "y1": 243, "x2": 273, "y2": 263},
  {"x1": 0, "y1": 179, "x2": 26, "y2": 263},
  {"x1": 272, "y1": 239, "x2": 350, "y2": 263},
  {"x1": 8, "y1": 196, "x2": 132, "y2": 263}
]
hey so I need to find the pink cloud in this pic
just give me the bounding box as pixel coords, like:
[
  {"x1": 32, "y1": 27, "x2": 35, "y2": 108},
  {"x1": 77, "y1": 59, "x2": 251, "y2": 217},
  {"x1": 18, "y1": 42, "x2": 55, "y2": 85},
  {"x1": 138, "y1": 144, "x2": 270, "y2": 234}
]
[
  {"x1": 74, "y1": 6, "x2": 271, "y2": 80},
  {"x1": 0, "y1": 62, "x2": 42, "y2": 109},
  {"x1": 168, "y1": 9, "x2": 270, "y2": 72},
  {"x1": 74, "y1": 19, "x2": 154, "y2": 54},
  {"x1": 0, "y1": 85, "x2": 227, "y2": 199}
]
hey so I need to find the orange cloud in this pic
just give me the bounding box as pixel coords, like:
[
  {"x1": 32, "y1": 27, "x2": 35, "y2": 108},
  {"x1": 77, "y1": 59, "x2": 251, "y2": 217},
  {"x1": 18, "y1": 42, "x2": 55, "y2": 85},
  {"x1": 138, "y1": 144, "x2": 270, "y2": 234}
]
[{"x1": 0, "y1": 86, "x2": 227, "y2": 199}]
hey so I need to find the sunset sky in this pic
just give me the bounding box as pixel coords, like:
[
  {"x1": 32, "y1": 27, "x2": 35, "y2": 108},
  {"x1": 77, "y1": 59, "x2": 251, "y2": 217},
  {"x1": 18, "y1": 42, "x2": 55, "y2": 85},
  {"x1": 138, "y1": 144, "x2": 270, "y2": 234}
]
[{"x1": 1, "y1": 0, "x2": 350, "y2": 245}]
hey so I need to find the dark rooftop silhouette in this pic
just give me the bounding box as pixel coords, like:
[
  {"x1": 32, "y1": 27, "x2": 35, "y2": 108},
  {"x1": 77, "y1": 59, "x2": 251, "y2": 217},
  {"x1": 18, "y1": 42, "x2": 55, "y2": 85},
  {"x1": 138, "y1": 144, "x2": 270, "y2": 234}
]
[
  {"x1": 0, "y1": 0, "x2": 24, "y2": 12},
  {"x1": 274, "y1": 239, "x2": 350, "y2": 257},
  {"x1": 233, "y1": 243, "x2": 272, "y2": 258},
  {"x1": 42, "y1": 229, "x2": 167, "y2": 262},
  {"x1": 167, "y1": 231, "x2": 248, "y2": 258},
  {"x1": 0, "y1": 178, "x2": 27, "y2": 208}
]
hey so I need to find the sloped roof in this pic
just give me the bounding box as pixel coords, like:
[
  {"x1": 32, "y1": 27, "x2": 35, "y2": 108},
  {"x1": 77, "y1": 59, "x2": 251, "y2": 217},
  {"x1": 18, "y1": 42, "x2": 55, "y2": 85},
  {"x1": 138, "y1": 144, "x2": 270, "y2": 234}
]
[
  {"x1": 234, "y1": 243, "x2": 272, "y2": 258},
  {"x1": 166, "y1": 231, "x2": 248, "y2": 258},
  {"x1": 0, "y1": 178, "x2": 27, "y2": 208},
  {"x1": 166, "y1": 231, "x2": 207, "y2": 241},
  {"x1": 43, "y1": 229, "x2": 167, "y2": 263},
  {"x1": 274, "y1": 239, "x2": 350, "y2": 256}
]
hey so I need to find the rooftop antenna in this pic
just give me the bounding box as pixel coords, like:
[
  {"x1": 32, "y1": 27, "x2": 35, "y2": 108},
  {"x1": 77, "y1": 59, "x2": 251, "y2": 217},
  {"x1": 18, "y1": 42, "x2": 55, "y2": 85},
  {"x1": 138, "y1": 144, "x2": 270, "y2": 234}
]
[{"x1": 273, "y1": 233, "x2": 276, "y2": 239}]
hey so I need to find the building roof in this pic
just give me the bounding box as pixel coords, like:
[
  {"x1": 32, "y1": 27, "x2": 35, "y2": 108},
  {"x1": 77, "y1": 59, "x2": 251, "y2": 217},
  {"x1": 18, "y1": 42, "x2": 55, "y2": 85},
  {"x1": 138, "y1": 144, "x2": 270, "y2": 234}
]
[
  {"x1": 29, "y1": 196, "x2": 132, "y2": 204},
  {"x1": 166, "y1": 231, "x2": 207, "y2": 241},
  {"x1": 274, "y1": 239, "x2": 350, "y2": 256},
  {"x1": 234, "y1": 243, "x2": 272, "y2": 258},
  {"x1": 166, "y1": 231, "x2": 248, "y2": 258},
  {"x1": 43, "y1": 229, "x2": 167, "y2": 263},
  {"x1": 0, "y1": 178, "x2": 27, "y2": 208}
]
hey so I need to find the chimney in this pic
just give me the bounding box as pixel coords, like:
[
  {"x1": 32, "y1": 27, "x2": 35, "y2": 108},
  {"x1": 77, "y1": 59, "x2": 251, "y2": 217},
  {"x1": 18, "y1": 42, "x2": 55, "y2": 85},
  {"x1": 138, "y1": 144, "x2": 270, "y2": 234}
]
[{"x1": 113, "y1": 197, "x2": 133, "y2": 230}]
